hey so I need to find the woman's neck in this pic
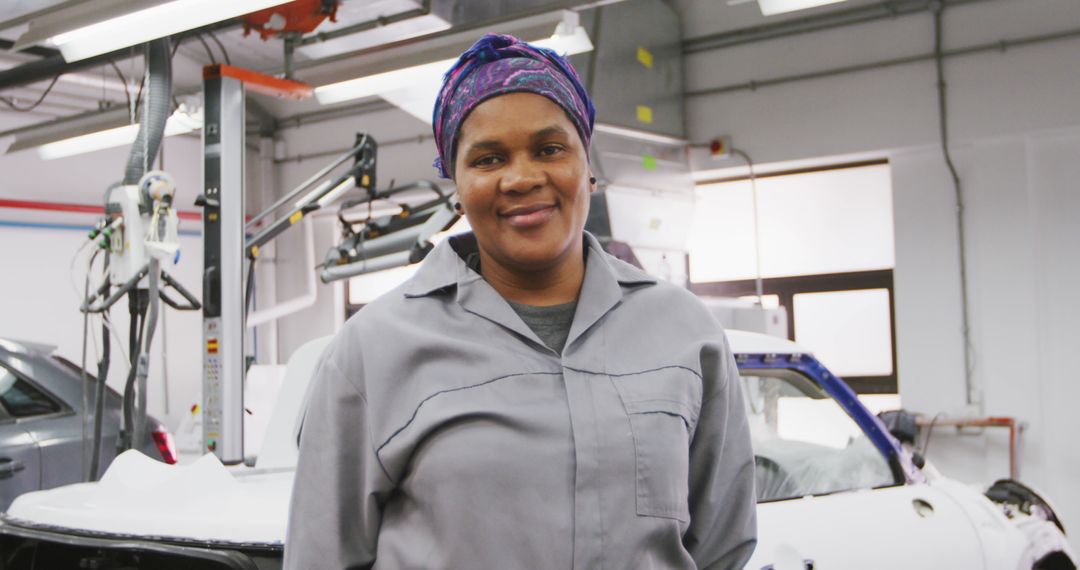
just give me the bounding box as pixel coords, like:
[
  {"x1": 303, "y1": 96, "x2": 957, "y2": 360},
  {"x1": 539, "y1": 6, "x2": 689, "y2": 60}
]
[{"x1": 478, "y1": 246, "x2": 586, "y2": 306}]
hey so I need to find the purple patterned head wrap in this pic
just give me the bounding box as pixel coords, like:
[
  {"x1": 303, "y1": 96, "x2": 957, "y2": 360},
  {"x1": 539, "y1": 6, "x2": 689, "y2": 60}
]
[{"x1": 432, "y1": 33, "x2": 596, "y2": 179}]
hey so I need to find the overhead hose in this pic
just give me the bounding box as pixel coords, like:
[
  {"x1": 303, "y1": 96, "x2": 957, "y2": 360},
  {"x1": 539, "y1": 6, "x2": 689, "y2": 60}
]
[
  {"x1": 119, "y1": 37, "x2": 170, "y2": 453},
  {"x1": 123, "y1": 38, "x2": 171, "y2": 185},
  {"x1": 133, "y1": 259, "x2": 160, "y2": 450}
]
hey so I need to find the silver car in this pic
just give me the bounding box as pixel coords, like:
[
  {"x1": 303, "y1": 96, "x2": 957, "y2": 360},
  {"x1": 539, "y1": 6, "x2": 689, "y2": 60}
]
[{"x1": 0, "y1": 338, "x2": 175, "y2": 511}]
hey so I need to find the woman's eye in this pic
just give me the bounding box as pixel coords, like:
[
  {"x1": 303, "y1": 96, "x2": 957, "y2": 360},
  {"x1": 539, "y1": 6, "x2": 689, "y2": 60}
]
[
  {"x1": 472, "y1": 155, "x2": 501, "y2": 167},
  {"x1": 539, "y1": 145, "x2": 564, "y2": 157}
]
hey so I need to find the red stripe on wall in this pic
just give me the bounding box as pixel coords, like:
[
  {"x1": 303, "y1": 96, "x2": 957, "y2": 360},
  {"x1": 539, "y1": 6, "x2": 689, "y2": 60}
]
[{"x1": 0, "y1": 198, "x2": 203, "y2": 221}]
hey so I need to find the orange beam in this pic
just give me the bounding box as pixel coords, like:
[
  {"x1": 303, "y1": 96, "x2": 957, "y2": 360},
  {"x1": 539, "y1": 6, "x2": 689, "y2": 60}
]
[{"x1": 203, "y1": 64, "x2": 313, "y2": 100}]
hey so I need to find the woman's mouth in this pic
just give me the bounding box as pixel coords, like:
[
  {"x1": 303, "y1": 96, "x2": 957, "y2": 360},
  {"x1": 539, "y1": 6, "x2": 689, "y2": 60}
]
[{"x1": 501, "y1": 204, "x2": 556, "y2": 228}]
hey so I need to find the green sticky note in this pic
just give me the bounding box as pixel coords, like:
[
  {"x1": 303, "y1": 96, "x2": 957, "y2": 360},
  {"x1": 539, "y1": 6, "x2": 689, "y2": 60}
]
[{"x1": 642, "y1": 154, "x2": 657, "y2": 170}]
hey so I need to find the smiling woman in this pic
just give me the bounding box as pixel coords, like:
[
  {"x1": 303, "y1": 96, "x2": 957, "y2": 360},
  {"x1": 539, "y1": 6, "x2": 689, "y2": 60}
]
[
  {"x1": 454, "y1": 93, "x2": 594, "y2": 305},
  {"x1": 285, "y1": 34, "x2": 758, "y2": 570}
]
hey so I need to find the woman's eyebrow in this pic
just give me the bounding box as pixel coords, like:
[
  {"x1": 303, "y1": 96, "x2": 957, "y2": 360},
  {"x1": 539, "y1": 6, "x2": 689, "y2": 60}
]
[
  {"x1": 463, "y1": 139, "x2": 505, "y2": 153},
  {"x1": 531, "y1": 125, "x2": 570, "y2": 141}
]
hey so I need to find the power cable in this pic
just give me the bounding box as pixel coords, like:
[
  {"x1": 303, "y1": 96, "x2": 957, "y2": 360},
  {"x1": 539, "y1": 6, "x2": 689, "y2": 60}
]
[
  {"x1": 194, "y1": 34, "x2": 218, "y2": 65},
  {"x1": 108, "y1": 61, "x2": 133, "y2": 116},
  {"x1": 0, "y1": 74, "x2": 61, "y2": 112},
  {"x1": 80, "y1": 248, "x2": 101, "y2": 481},
  {"x1": 731, "y1": 148, "x2": 766, "y2": 304},
  {"x1": 932, "y1": 0, "x2": 977, "y2": 406},
  {"x1": 208, "y1": 32, "x2": 232, "y2": 66},
  {"x1": 920, "y1": 412, "x2": 945, "y2": 458}
]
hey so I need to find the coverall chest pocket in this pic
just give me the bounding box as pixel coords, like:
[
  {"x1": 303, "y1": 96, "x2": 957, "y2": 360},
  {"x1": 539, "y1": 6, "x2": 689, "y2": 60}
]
[{"x1": 612, "y1": 368, "x2": 702, "y2": 523}]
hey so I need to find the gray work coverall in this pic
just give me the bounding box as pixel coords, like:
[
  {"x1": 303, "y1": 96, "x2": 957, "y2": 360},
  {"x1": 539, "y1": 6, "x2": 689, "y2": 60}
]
[{"x1": 285, "y1": 231, "x2": 757, "y2": 569}]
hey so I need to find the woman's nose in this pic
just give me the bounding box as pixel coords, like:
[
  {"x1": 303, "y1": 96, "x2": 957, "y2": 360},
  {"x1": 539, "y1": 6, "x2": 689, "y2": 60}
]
[{"x1": 499, "y1": 158, "x2": 545, "y2": 194}]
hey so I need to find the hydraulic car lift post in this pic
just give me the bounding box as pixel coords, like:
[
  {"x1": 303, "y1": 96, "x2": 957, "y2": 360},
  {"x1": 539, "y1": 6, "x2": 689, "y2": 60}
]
[
  {"x1": 198, "y1": 65, "x2": 313, "y2": 464},
  {"x1": 200, "y1": 68, "x2": 245, "y2": 464}
]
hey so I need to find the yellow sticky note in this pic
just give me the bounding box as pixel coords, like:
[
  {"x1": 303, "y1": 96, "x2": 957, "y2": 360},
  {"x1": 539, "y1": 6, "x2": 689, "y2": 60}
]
[
  {"x1": 636, "y1": 105, "x2": 653, "y2": 124},
  {"x1": 637, "y1": 47, "x2": 653, "y2": 69},
  {"x1": 289, "y1": 211, "x2": 304, "y2": 225}
]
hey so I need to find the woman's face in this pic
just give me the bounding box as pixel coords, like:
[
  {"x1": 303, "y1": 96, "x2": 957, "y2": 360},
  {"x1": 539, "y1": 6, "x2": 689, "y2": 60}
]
[{"x1": 453, "y1": 92, "x2": 591, "y2": 273}]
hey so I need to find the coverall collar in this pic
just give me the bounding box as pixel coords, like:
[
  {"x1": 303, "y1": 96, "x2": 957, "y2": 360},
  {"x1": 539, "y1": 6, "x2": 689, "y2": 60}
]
[{"x1": 404, "y1": 231, "x2": 656, "y2": 352}]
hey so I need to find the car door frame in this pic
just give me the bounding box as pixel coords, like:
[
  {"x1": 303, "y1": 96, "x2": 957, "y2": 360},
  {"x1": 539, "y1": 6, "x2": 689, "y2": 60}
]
[{"x1": 0, "y1": 400, "x2": 43, "y2": 510}]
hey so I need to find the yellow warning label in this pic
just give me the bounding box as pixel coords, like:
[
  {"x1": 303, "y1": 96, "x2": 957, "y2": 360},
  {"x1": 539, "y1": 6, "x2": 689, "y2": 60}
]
[
  {"x1": 208, "y1": 212, "x2": 218, "y2": 221},
  {"x1": 637, "y1": 47, "x2": 653, "y2": 69},
  {"x1": 361, "y1": 174, "x2": 370, "y2": 187},
  {"x1": 636, "y1": 105, "x2": 654, "y2": 124},
  {"x1": 250, "y1": 246, "x2": 260, "y2": 258},
  {"x1": 289, "y1": 211, "x2": 304, "y2": 225}
]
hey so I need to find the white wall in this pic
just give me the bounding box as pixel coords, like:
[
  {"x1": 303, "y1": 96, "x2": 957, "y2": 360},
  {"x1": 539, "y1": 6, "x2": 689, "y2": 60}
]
[{"x1": 679, "y1": 0, "x2": 1080, "y2": 551}]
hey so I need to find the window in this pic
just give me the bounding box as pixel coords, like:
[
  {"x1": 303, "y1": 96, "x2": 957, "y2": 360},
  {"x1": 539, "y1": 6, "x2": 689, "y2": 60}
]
[
  {"x1": 688, "y1": 162, "x2": 894, "y2": 282},
  {"x1": 690, "y1": 162, "x2": 898, "y2": 393},
  {"x1": 744, "y1": 370, "x2": 898, "y2": 503},
  {"x1": 0, "y1": 366, "x2": 62, "y2": 418},
  {"x1": 793, "y1": 289, "x2": 893, "y2": 377}
]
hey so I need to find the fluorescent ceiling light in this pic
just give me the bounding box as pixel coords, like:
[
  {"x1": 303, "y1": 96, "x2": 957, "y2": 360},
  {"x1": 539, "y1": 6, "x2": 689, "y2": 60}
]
[
  {"x1": 314, "y1": 24, "x2": 594, "y2": 110},
  {"x1": 298, "y1": 14, "x2": 453, "y2": 61},
  {"x1": 37, "y1": 107, "x2": 203, "y2": 160},
  {"x1": 594, "y1": 123, "x2": 688, "y2": 146},
  {"x1": 758, "y1": 0, "x2": 849, "y2": 16},
  {"x1": 26, "y1": 0, "x2": 291, "y2": 63}
]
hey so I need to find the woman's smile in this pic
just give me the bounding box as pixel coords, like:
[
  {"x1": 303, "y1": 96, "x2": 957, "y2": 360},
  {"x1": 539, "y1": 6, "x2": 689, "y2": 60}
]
[{"x1": 500, "y1": 202, "x2": 558, "y2": 229}]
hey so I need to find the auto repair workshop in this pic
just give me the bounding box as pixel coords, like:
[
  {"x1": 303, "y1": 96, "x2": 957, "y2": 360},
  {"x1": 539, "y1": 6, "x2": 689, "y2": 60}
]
[{"x1": 0, "y1": 0, "x2": 1076, "y2": 568}]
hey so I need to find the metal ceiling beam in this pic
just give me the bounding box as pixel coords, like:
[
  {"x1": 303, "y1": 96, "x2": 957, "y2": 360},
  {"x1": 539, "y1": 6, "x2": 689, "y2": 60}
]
[
  {"x1": 0, "y1": 38, "x2": 60, "y2": 59},
  {"x1": 272, "y1": 0, "x2": 615, "y2": 77},
  {"x1": 0, "y1": 0, "x2": 90, "y2": 33},
  {"x1": 298, "y1": 0, "x2": 432, "y2": 47}
]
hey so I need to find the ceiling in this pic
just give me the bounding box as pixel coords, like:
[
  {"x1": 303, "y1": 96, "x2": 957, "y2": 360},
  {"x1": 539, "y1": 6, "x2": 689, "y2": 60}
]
[{"x1": 0, "y1": 0, "x2": 902, "y2": 147}]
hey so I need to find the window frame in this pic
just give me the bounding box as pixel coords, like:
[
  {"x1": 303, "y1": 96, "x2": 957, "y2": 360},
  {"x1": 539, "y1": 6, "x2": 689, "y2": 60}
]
[
  {"x1": 0, "y1": 361, "x2": 72, "y2": 422},
  {"x1": 741, "y1": 367, "x2": 904, "y2": 504},
  {"x1": 692, "y1": 269, "x2": 897, "y2": 394}
]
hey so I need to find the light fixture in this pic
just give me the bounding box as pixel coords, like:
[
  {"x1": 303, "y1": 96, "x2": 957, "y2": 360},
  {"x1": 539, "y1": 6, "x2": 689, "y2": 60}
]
[
  {"x1": 757, "y1": 0, "x2": 849, "y2": 16},
  {"x1": 15, "y1": 0, "x2": 292, "y2": 63},
  {"x1": 36, "y1": 106, "x2": 204, "y2": 160},
  {"x1": 594, "y1": 123, "x2": 689, "y2": 147},
  {"x1": 313, "y1": 11, "x2": 594, "y2": 119}
]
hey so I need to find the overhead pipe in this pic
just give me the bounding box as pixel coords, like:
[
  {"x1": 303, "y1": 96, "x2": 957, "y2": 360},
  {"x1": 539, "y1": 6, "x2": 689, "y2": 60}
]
[
  {"x1": 246, "y1": 216, "x2": 317, "y2": 329},
  {"x1": 686, "y1": 26, "x2": 1080, "y2": 98},
  {"x1": 273, "y1": 133, "x2": 434, "y2": 164},
  {"x1": 682, "y1": 0, "x2": 994, "y2": 54}
]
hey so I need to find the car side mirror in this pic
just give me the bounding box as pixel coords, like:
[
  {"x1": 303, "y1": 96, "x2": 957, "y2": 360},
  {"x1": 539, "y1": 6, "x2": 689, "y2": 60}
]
[{"x1": 878, "y1": 409, "x2": 919, "y2": 445}]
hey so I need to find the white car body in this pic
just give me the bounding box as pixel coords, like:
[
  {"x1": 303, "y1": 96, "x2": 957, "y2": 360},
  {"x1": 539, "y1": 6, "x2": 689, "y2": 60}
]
[{"x1": 1, "y1": 332, "x2": 1073, "y2": 570}]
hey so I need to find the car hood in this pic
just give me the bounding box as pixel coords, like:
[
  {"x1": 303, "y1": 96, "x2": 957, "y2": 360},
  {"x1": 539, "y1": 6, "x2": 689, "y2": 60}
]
[{"x1": 4, "y1": 450, "x2": 292, "y2": 546}]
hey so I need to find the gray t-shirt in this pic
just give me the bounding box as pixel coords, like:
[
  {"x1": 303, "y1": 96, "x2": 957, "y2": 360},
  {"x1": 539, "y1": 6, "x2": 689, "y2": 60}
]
[
  {"x1": 465, "y1": 248, "x2": 579, "y2": 354},
  {"x1": 507, "y1": 300, "x2": 578, "y2": 354}
]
